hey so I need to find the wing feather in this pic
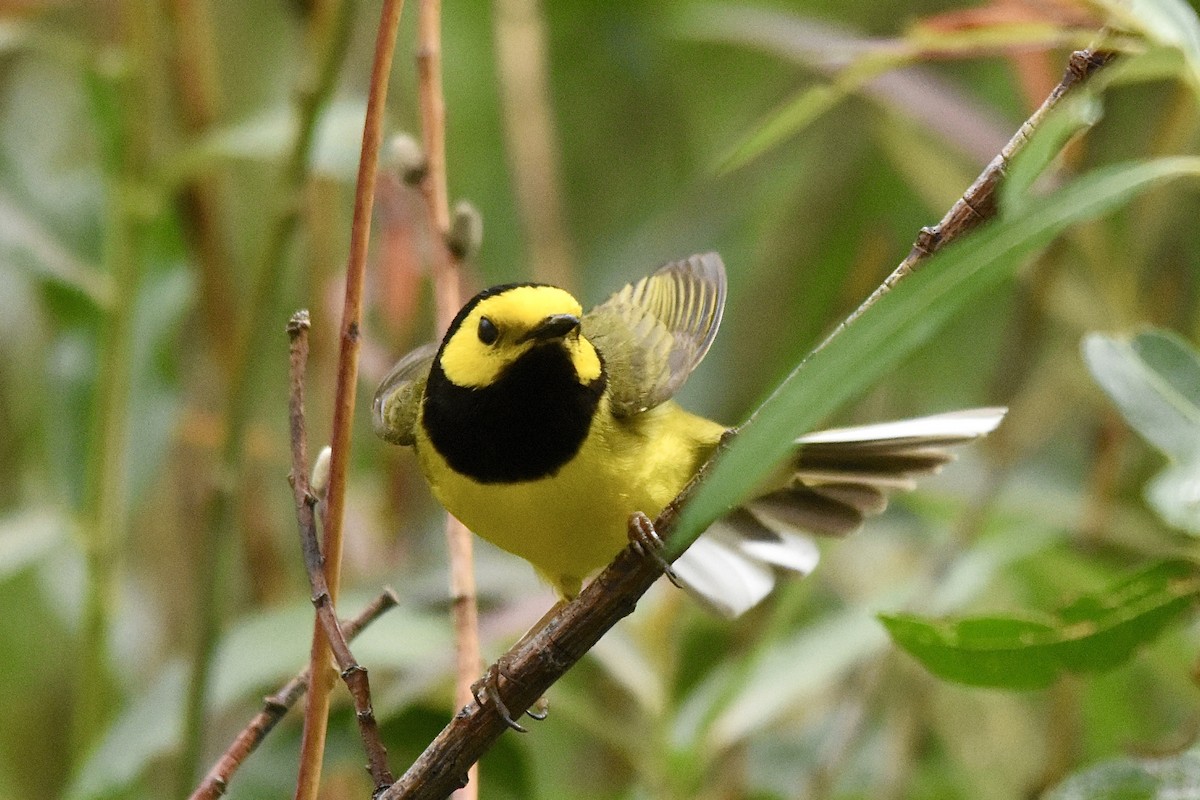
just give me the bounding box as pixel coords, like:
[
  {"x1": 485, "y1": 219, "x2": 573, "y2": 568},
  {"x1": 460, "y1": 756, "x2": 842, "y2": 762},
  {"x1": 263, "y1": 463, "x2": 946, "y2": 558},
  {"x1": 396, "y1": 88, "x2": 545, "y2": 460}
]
[
  {"x1": 372, "y1": 342, "x2": 438, "y2": 445},
  {"x1": 582, "y1": 252, "x2": 727, "y2": 416}
]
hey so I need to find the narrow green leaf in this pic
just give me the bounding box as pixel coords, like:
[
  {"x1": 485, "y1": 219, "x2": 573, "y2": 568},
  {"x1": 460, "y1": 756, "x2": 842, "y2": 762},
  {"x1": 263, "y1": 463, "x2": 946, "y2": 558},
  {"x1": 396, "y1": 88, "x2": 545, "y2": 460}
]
[
  {"x1": 881, "y1": 559, "x2": 1200, "y2": 689},
  {"x1": 671, "y1": 157, "x2": 1200, "y2": 553},
  {"x1": 715, "y1": 83, "x2": 845, "y2": 175},
  {"x1": 1132, "y1": 329, "x2": 1200, "y2": 405},
  {"x1": 163, "y1": 98, "x2": 371, "y2": 187},
  {"x1": 999, "y1": 93, "x2": 1104, "y2": 213},
  {"x1": 209, "y1": 595, "x2": 449, "y2": 710},
  {"x1": 880, "y1": 613, "x2": 1063, "y2": 689},
  {"x1": 1047, "y1": 748, "x2": 1200, "y2": 800}
]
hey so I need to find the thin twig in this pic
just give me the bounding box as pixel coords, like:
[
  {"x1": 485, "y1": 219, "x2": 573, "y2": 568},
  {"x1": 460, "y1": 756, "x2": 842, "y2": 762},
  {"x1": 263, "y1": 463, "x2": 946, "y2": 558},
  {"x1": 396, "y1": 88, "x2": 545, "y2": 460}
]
[
  {"x1": 415, "y1": 3, "x2": 483, "y2": 798},
  {"x1": 293, "y1": 1, "x2": 407, "y2": 798},
  {"x1": 381, "y1": 45, "x2": 1117, "y2": 800},
  {"x1": 815, "y1": 47, "x2": 1115, "y2": 352},
  {"x1": 286, "y1": 311, "x2": 395, "y2": 793},
  {"x1": 179, "y1": 0, "x2": 357, "y2": 789},
  {"x1": 188, "y1": 589, "x2": 400, "y2": 800}
]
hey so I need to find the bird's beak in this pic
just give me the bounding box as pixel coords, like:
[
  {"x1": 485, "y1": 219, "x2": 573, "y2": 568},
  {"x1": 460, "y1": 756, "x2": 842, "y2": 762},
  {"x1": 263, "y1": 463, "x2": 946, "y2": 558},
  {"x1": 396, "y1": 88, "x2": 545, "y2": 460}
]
[{"x1": 522, "y1": 313, "x2": 580, "y2": 342}]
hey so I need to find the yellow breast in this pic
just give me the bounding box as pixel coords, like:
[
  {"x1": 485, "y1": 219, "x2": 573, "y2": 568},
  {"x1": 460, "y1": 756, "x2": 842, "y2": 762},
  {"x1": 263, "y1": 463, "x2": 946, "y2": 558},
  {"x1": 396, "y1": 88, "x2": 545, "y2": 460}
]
[{"x1": 415, "y1": 397, "x2": 725, "y2": 598}]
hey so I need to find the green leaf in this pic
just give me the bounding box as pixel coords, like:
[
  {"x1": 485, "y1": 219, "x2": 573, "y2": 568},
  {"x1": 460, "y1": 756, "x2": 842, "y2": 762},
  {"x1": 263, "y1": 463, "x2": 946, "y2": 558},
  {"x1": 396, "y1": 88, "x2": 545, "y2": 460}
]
[
  {"x1": 1089, "y1": 0, "x2": 1200, "y2": 90},
  {"x1": 716, "y1": 83, "x2": 846, "y2": 175},
  {"x1": 0, "y1": 509, "x2": 67, "y2": 582},
  {"x1": 209, "y1": 594, "x2": 449, "y2": 710},
  {"x1": 880, "y1": 559, "x2": 1200, "y2": 689},
  {"x1": 1145, "y1": 463, "x2": 1200, "y2": 533},
  {"x1": 670, "y1": 157, "x2": 1200, "y2": 554},
  {"x1": 999, "y1": 94, "x2": 1104, "y2": 213},
  {"x1": 164, "y1": 98, "x2": 373, "y2": 187},
  {"x1": 1084, "y1": 329, "x2": 1200, "y2": 532},
  {"x1": 1046, "y1": 748, "x2": 1200, "y2": 800},
  {"x1": 65, "y1": 662, "x2": 186, "y2": 800},
  {"x1": 1084, "y1": 330, "x2": 1200, "y2": 463}
]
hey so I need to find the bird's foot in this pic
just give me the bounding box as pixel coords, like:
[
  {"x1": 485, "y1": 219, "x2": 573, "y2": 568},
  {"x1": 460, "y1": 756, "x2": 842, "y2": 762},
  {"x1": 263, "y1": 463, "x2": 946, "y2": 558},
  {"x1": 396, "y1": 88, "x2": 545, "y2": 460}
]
[
  {"x1": 470, "y1": 658, "x2": 548, "y2": 732},
  {"x1": 627, "y1": 512, "x2": 680, "y2": 586}
]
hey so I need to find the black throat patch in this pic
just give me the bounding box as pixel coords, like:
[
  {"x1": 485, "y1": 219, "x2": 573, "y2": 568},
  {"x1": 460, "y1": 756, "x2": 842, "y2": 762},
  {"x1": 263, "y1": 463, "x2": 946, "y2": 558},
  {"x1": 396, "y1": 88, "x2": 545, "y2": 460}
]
[{"x1": 422, "y1": 343, "x2": 606, "y2": 484}]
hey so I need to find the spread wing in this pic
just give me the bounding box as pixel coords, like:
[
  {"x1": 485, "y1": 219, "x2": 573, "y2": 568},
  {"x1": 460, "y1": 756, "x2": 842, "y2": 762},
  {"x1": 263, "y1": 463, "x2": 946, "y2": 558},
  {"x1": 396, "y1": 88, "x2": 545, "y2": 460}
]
[
  {"x1": 372, "y1": 342, "x2": 438, "y2": 446},
  {"x1": 582, "y1": 252, "x2": 727, "y2": 417}
]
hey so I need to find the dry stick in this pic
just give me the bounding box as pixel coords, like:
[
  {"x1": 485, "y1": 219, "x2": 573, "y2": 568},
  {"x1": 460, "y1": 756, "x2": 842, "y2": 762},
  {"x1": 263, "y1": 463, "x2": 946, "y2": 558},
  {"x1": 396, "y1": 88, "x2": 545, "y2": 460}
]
[
  {"x1": 815, "y1": 47, "x2": 1115, "y2": 353},
  {"x1": 286, "y1": 311, "x2": 395, "y2": 793},
  {"x1": 379, "y1": 45, "x2": 1117, "y2": 800},
  {"x1": 293, "y1": 1, "x2": 407, "y2": 798},
  {"x1": 188, "y1": 589, "x2": 400, "y2": 800},
  {"x1": 415, "y1": 2, "x2": 483, "y2": 798}
]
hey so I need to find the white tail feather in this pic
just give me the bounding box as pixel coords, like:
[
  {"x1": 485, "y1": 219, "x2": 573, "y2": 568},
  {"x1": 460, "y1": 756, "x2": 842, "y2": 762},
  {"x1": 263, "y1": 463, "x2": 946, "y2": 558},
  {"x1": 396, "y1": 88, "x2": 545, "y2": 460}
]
[{"x1": 672, "y1": 407, "x2": 1007, "y2": 617}]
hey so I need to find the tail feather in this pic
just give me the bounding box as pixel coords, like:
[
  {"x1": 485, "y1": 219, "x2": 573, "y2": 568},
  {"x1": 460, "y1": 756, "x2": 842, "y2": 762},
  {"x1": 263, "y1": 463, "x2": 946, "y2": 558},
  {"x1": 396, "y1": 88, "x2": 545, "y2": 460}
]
[
  {"x1": 672, "y1": 407, "x2": 1006, "y2": 617},
  {"x1": 808, "y1": 482, "x2": 889, "y2": 516},
  {"x1": 750, "y1": 488, "x2": 863, "y2": 537},
  {"x1": 671, "y1": 512, "x2": 818, "y2": 617}
]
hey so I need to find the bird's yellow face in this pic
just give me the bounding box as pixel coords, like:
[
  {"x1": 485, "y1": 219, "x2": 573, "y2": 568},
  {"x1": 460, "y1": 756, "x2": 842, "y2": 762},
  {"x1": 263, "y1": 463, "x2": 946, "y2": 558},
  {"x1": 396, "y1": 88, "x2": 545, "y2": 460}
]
[{"x1": 438, "y1": 285, "x2": 602, "y2": 389}]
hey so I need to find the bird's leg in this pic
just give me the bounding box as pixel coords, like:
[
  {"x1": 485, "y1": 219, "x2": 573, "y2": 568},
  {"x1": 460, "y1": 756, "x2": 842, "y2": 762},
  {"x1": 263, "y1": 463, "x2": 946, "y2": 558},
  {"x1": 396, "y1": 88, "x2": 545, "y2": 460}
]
[
  {"x1": 471, "y1": 600, "x2": 566, "y2": 732},
  {"x1": 627, "y1": 511, "x2": 679, "y2": 586}
]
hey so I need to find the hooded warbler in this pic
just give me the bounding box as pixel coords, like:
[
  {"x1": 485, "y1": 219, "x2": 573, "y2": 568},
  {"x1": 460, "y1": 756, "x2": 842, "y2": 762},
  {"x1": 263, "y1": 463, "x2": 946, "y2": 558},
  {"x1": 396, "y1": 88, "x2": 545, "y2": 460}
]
[{"x1": 373, "y1": 253, "x2": 1005, "y2": 616}]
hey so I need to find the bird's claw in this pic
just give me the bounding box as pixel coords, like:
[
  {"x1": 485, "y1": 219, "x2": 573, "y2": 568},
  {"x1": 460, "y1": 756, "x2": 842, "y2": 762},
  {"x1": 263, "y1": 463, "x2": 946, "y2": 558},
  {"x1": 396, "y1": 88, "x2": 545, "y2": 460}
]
[
  {"x1": 471, "y1": 659, "x2": 548, "y2": 732},
  {"x1": 471, "y1": 662, "x2": 526, "y2": 733},
  {"x1": 627, "y1": 512, "x2": 680, "y2": 587},
  {"x1": 526, "y1": 695, "x2": 549, "y2": 721}
]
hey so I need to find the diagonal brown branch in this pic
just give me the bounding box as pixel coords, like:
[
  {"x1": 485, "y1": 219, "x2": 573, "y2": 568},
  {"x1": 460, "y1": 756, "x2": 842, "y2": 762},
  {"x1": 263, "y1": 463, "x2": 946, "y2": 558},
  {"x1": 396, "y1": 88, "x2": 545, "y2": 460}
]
[
  {"x1": 815, "y1": 46, "x2": 1115, "y2": 352},
  {"x1": 379, "y1": 44, "x2": 1116, "y2": 800},
  {"x1": 187, "y1": 589, "x2": 399, "y2": 800}
]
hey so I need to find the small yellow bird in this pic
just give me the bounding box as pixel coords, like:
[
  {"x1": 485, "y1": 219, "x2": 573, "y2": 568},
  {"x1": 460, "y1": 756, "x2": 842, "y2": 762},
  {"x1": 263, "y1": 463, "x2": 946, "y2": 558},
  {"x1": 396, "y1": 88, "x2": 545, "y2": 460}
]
[{"x1": 374, "y1": 253, "x2": 1004, "y2": 616}]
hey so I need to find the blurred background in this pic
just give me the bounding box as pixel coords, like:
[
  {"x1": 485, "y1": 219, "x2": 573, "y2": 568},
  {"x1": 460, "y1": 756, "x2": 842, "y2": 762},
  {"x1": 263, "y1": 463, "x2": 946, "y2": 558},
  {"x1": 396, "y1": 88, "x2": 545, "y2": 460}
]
[{"x1": 2, "y1": 0, "x2": 1199, "y2": 798}]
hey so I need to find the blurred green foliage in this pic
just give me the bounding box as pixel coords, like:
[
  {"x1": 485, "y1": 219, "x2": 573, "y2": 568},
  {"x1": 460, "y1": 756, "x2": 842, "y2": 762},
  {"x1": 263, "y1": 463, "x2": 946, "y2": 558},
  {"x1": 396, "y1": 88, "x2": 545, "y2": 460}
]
[{"x1": 4, "y1": 1, "x2": 1200, "y2": 798}]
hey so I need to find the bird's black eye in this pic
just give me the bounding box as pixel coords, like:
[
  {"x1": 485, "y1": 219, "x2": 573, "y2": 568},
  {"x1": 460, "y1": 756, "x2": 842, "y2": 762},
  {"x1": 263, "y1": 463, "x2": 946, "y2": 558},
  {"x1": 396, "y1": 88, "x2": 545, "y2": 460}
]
[{"x1": 477, "y1": 316, "x2": 499, "y2": 345}]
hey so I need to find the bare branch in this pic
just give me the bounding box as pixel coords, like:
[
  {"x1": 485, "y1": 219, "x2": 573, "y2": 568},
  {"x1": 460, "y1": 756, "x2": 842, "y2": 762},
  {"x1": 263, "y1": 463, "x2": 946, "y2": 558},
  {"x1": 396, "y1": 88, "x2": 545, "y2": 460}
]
[
  {"x1": 815, "y1": 47, "x2": 1115, "y2": 352},
  {"x1": 188, "y1": 589, "x2": 400, "y2": 800},
  {"x1": 294, "y1": 1, "x2": 408, "y2": 795},
  {"x1": 286, "y1": 311, "x2": 395, "y2": 793}
]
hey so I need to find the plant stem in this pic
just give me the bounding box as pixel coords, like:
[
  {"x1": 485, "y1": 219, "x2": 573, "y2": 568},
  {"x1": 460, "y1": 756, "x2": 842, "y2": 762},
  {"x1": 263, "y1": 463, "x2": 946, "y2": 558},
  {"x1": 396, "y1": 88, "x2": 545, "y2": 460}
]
[
  {"x1": 293, "y1": 1, "x2": 407, "y2": 797},
  {"x1": 71, "y1": 0, "x2": 152, "y2": 764},
  {"x1": 287, "y1": 311, "x2": 394, "y2": 793},
  {"x1": 164, "y1": 0, "x2": 237, "y2": 369},
  {"x1": 491, "y1": 0, "x2": 575, "y2": 290},
  {"x1": 176, "y1": 1, "x2": 357, "y2": 791},
  {"x1": 416, "y1": 3, "x2": 483, "y2": 796}
]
